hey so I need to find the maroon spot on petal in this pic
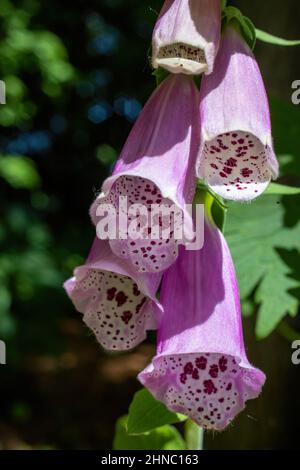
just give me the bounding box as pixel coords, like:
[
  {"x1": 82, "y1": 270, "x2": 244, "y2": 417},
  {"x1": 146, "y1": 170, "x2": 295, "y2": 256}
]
[
  {"x1": 184, "y1": 362, "x2": 194, "y2": 375},
  {"x1": 115, "y1": 291, "x2": 128, "y2": 307},
  {"x1": 121, "y1": 311, "x2": 133, "y2": 325},
  {"x1": 219, "y1": 356, "x2": 228, "y2": 372},
  {"x1": 203, "y1": 380, "x2": 217, "y2": 395},
  {"x1": 226, "y1": 157, "x2": 237, "y2": 168},
  {"x1": 196, "y1": 356, "x2": 207, "y2": 370},
  {"x1": 107, "y1": 287, "x2": 117, "y2": 301},
  {"x1": 132, "y1": 284, "x2": 141, "y2": 297},
  {"x1": 136, "y1": 297, "x2": 146, "y2": 314},
  {"x1": 180, "y1": 373, "x2": 187, "y2": 384},
  {"x1": 241, "y1": 168, "x2": 253, "y2": 178},
  {"x1": 209, "y1": 364, "x2": 219, "y2": 378}
]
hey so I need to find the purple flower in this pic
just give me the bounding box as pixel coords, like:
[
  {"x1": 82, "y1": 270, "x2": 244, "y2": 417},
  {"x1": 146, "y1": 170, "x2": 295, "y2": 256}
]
[
  {"x1": 138, "y1": 218, "x2": 265, "y2": 430},
  {"x1": 64, "y1": 238, "x2": 162, "y2": 351},
  {"x1": 91, "y1": 74, "x2": 200, "y2": 274},
  {"x1": 197, "y1": 25, "x2": 279, "y2": 201},
  {"x1": 152, "y1": 0, "x2": 221, "y2": 75}
]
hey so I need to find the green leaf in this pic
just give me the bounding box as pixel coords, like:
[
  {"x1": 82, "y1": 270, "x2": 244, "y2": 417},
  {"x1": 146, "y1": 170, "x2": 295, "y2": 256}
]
[
  {"x1": 255, "y1": 252, "x2": 299, "y2": 338},
  {"x1": 221, "y1": 0, "x2": 227, "y2": 11},
  {"x1": 265, "y1": 183, "x2": 300, "y2": 195},
  {"x1": 226, "y1": 195, "x2": 300, "y2": 339},
  {"x1": 152, "y1": 68, "x2": 169, "y2": 87},
  {"x1": 127, "y1": 389, "x2": 186, "y2": 435},
  {"x1": 0, "y1": 155, "x2": 40, "y2": 190},
  {"x1": 256, "y1": 29, "x2": 300, "y2": 46},
  {"x1": 113, "y1": 416, "x2": 186, "y2": 451}
]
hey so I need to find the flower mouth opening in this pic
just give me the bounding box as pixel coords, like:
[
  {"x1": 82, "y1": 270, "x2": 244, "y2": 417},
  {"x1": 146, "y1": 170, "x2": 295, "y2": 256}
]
[
  {"x1": 96, "y1": 175, "x2": 183, "y2": 273},
  {"x1": 199, "y1": 131, "x2": 272, "y2": 200},
  {"x1": 156, "y1": 43, "x2": 207, "y2": 74},
  {"x1": 73, "y1": 268, "x2": 155, "y2": 351},
  {"x1": 141, "y1": 352, "x2": 264, "y2": 431}
]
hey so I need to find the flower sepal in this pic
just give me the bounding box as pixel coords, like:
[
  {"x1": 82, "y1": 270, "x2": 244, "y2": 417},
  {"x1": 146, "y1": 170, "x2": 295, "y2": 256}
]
[{"x1": 222, "y1": 6, "x2": 256, "y2": 50}]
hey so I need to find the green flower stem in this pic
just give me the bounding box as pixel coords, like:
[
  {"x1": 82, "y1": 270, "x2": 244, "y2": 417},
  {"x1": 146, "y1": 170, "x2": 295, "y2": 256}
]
[{"x1": 184, "y1": 420, "x2": 204, "y2": 451}]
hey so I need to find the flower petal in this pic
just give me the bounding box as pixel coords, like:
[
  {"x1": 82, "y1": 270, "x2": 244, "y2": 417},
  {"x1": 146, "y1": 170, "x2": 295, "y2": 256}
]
[
  {"x1": 91, "y1": 74, "x2": 200, "y2": 273},
  {"x1": 197, "y1": 25, "x2": 279, "y2": 201},
  {"x1": 64, "y1": 238, "x2": 162, "y2": 351},
  {"x1": 139, "y1": 220, "x2": 265, "y2": 430}
]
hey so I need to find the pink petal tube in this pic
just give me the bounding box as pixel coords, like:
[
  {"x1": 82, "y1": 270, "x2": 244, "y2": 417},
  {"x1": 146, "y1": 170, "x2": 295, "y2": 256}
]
[
  {"x1": 91, "y1": 74, "x2": 199, "y2": 274},
  {"x1": 152, "y1": 0, "x2": 221, "y2": 75},
  {"x1": 197, "y1": 25, "x2": 279, "y2": 201},
  {"x1": 64, "y1": 238, "x2": 162, "y2": 352},
  {"x1": 139, "y1": 219, "x2": 265, "y2": 430}
]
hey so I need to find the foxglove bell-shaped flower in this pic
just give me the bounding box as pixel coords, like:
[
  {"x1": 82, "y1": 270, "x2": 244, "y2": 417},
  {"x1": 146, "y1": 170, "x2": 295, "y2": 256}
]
[
  {"x1": 139, "y1": 219, "x2": 265, "y2": 430},
  {"x1": 91, "y1": 74, "x2": 200, "y2": 274},
  {"x1": 197, "y1": 25, "x2": 279, "y2": 201},
  {"x1": 64, "y1": 238, "x2": 162, "y2": 352},
  {"x1": 152, "y1": 0, "x2": 221, "y2": 75}
]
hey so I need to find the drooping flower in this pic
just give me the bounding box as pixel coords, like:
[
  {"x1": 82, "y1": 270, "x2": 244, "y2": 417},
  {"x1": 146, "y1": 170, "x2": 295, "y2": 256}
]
[
  {"x1": 91, "y1": 74, "x2": 200, "y2": 274},
  {"x1": 197, "y1": 24, "x2": 279, "y2": 201},
  {"x1": 139, "y1": 217, "x2": 265, "y2": 430},
  {"x1": 64, "y1": 238, "x2": 162, "y2": 352},
  {"x1": 152, "y1": 0, "x2": 221, "y2": 75}
]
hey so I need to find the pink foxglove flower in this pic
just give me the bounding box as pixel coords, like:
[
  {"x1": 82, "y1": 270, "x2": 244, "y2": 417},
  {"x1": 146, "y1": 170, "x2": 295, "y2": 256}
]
[
  {"x1": 91, "y1": 74, "x2": 199, "y2": 274},
  {"x1": 64, "y1": 238, "x2": 162, "y2": 351},
  {"x1": 152, "y1": 0, "x2": 221, "y2": 75},
  {"x1": 139, "y1": 218, "x2": 265, "y2": 430},
  {"x1": 197, "y1": 25, "x2": 279, "y2": 201}
]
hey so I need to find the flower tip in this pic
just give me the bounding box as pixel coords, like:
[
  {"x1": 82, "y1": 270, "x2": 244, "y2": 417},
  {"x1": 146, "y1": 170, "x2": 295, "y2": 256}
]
[
  {"x1": 152, "y1": 0, "x2": 221, "y2": 76},
  {"x1": 197, "y1": 131, "x2": 278, "y2": 201},
  {"x1": 139, "y1": 352, "x2": 265, "y2": 431},
  {"x1": 64, "y1": 240, "x2": 162, "y2": 352}
]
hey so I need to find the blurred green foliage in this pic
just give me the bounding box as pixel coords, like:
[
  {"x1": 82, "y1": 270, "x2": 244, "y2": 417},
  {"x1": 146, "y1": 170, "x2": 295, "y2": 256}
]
[{"x1": 0, "y1": 0, "x2": 162, "y2": 362}]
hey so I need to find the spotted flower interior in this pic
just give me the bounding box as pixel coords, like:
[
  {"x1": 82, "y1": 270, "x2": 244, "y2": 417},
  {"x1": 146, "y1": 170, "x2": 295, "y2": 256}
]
[
  {"x1": 156, "y1": 43, "x2": 207, "y2": 74},
  {"x1": 200, "y1": 131, "x2": 272, "y2": 200},
  {"x1": 73, "y1": 268, "x2": 156, "y2": 351},
  {"x1": 99, "y1": 175, "x2": 182, "y2": 273},
  {"x1": 145, "y1": 352, "x2": 263, "y2": 431}
]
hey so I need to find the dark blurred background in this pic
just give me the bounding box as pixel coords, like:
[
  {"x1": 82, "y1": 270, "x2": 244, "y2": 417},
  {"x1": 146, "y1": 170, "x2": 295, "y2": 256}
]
[{"x1": 0, "y1": 0, "x2": 300, "y2": 450}]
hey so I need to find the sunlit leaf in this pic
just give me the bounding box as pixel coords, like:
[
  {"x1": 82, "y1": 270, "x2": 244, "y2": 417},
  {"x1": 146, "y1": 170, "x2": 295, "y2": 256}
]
[
  {"x1": 127, "y1": 389, "x2": 186, "y2": 435},
  {"x1": 226, "y1": 196, "x2": 300, "y2": 339},
  {"x1": 113, "y1": 416, "x2": 186, "y2": 451}
]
